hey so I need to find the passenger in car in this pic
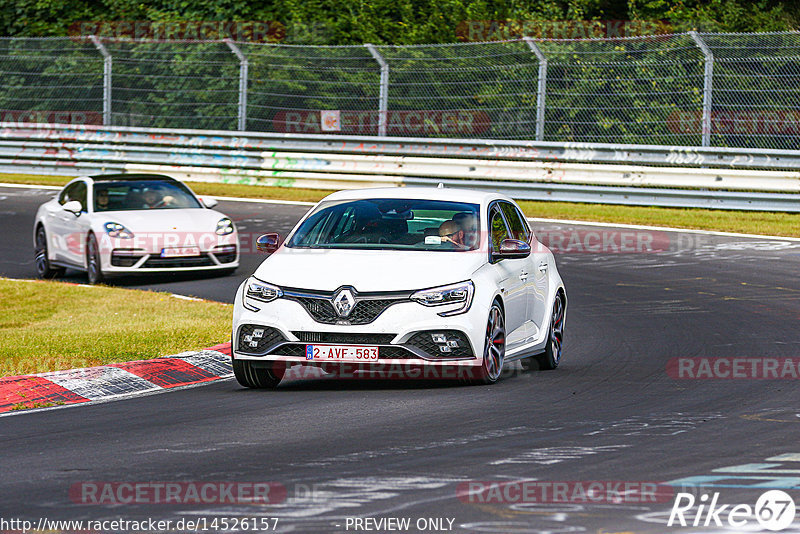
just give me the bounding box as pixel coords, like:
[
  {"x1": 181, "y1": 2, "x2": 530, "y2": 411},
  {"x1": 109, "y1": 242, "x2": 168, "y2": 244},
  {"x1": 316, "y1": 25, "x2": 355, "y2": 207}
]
[
  {"x1": 142, "y1": 188, "x2": 175, "y2": 209},
  {"x1": 454, "y1": 212, "x2": 479, "y2": 248}
]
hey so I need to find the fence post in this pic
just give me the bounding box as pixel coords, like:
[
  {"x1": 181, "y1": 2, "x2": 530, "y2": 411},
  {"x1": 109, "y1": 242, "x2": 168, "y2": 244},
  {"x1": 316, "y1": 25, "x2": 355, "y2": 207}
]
[
  {"x1": 365, "y1": 44, "x2": 389, "y2": 137},
  {"x1": 89, "y1": 36, "x2": 112, "y2": 126},
  {"x1": 224, "y1": 39, "x2": 249, "y2": 131},
  {"x1": 689, "y1": 31, "x2": 713, "y2": 147},
  {"x1": 524, "y1": 37, "x2": 547, "y2": 141}
]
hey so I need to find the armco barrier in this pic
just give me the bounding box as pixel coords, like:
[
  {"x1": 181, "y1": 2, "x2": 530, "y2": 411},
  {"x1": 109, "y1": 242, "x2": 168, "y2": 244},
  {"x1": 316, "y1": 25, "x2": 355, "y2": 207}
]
[{"x1": 2, "y1": 122, "x2": 800, "y2": 211}]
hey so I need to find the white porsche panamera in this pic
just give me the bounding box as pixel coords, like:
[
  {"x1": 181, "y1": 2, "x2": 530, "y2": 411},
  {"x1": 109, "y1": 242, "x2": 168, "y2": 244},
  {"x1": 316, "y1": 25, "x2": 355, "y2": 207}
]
[
  {"x1": 33, "y1": 174, "x2": 239, "y2": 284},
  {"x1": 231, "y1": 187, "x2": 566, "y2": 387}
]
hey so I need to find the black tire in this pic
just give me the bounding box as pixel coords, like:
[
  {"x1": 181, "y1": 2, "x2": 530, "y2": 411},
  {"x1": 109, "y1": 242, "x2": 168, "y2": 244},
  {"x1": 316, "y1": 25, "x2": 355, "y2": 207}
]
[
  {"x1": 471, "y1": 302, "x2": 506, "y2": 385},
  {"x1": 86, "y1": 234, "x2": 104, "y2": 285},
  {"x1": 34, "y1": 226, "x2": 64, "y2": 279},
  {"x1": 526, "y1": 294, "x2": 564, "y2": 371},
  {"x1": 232, "y1": 358, "x2": 285, "y2": 389}
]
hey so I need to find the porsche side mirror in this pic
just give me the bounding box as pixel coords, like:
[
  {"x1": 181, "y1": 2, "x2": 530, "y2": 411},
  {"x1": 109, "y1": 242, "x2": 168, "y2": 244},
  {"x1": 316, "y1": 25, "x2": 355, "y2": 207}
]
[
  {"x1": 62, "y1": 200, "x2": 83, "y2": 215},
  {"x1": 199, "y1": 196, "x2": 218, "y2": 209},
  {"x1": 256, "y1": 233, "x2": 281, "y2": 253}
]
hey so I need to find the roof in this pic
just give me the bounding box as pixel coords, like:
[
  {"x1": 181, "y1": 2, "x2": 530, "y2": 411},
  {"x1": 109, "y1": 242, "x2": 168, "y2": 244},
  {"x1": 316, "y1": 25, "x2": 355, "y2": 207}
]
[
  {"x1": 320, "y1": 186, "x2": 510, "y2": 205},
  {"x1": 86, "y1": 173, "x2": 179, "y2": 183}
]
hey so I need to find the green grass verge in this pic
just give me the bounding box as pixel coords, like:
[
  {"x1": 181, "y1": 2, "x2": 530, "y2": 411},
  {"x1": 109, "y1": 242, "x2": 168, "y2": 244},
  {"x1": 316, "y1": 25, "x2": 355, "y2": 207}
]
[
  {"x1": 0, "y1": 173, "x2": 71, "y2": 187},
  {"x1": 1, "y1": 173, "x2": 797, "y2": 237},
  {"x1": 0, "y1": 278, "x2": 231, "y2": 377}
]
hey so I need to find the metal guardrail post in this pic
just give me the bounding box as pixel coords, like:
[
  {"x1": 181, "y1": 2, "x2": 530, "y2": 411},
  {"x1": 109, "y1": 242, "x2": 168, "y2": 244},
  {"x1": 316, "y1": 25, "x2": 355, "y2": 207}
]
[
  {"x1": 89, "y1": 36, "x2": 112, "y2": 126},
  {"x1": 365, "y1": 44, "x2": 389, "y2": 137},
  {"x1": 224, "y1": 39, "x2": 249, "y2": 131},
  {"x1": 524, "y1": 37, "x2": 548, "y2": 142},
  {"x1": 689, "y1": 31, "x2": 714, "y2": 147}
]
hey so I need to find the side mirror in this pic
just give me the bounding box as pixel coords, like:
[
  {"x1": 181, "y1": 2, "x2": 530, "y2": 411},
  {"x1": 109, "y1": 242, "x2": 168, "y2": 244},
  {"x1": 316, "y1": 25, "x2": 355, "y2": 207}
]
[
  {"x1": 493, "y1": 239, "x2": 531, "y2": 261},
  {"x1": 199, "y1": 196, "x2": 218, "y2": 209},
  {"x1": 256, "y1": 233, "x2": 281, "y2": 254},
  {"x1": 62, "y1": 200, "x2": 83, "y2": 215}
]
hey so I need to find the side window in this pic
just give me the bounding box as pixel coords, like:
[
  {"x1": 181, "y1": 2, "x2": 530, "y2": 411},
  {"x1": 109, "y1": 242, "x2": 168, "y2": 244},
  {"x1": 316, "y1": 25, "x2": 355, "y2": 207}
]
[
  {"x1": 490, "y1": 207, "x2": 511, "y2": 252},
  {"x1": 58, "y1": 182, "x2": 87, "y2": 211},
  {"x1": 58, "y1": 183, "x2": 78, "y2": 205},
  {"x1": 500, "y1": 202, "x2": 531, "y2": 243},
  {"x1": 517, "y1": 206, "x2": 533, "y2": 242},
  {"x1": 70, "y1": 182, "x2": 87, "y2": 211}
]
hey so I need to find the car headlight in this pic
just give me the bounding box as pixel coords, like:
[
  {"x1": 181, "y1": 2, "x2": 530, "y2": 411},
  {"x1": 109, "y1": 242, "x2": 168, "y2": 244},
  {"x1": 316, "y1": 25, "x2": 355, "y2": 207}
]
[
  {"x1": 104, "y1": 222, "x2": 134, "y2": 239},
  {"x1": 410, "y1": 280, "x2": 475, "y2": 316},
  {"x1": 216, "y1": 217, "x2": 234, "y2": 235},
  {"x1": 242, "y1": 277, "x2": 283, "y2": 311}
]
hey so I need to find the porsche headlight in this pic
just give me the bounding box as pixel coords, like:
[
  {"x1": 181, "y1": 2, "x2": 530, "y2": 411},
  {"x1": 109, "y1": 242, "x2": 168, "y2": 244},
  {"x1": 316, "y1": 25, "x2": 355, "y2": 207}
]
[
  {"x1": 104, "y1": 222, "x2": 134, "y2": 239},
  {"x1": 216, "y1": 217, "x2": 234, "y2": 235},
  {"x1": 411, "y1": 280, "x2": 475, "y2": 316},
  {"x1": 243, "y1": 277, "x2": 283, "y2": 311}
]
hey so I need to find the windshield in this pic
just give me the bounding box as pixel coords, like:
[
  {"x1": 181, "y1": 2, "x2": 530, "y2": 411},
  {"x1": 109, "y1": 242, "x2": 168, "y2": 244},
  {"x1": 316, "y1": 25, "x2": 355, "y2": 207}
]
[
  {"x1": 93, "y1": 180, "x2": 202, "y2": 212},
  {"x1": 287, "y1": 198, "x2": 480, "y2": 251}
]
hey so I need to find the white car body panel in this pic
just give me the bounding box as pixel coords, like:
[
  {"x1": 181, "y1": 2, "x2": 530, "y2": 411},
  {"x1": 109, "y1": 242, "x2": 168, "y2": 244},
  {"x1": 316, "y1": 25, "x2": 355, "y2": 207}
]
[
  {"x1": 33, "y1": 175, "x2": 240, "y2": 277},
  {"x1": 231, "y1": 187, "x2": 566, "y2": 381}
]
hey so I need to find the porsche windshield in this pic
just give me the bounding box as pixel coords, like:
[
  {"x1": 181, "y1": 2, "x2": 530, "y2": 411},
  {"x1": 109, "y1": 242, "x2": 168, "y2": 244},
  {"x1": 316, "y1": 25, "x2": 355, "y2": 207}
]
[
  {"x1": 287, "y1": 199, "x2": 480, "y2": 251},
  {"x1": 93, "y1": 180, "x2": 202, "y2": 212}
]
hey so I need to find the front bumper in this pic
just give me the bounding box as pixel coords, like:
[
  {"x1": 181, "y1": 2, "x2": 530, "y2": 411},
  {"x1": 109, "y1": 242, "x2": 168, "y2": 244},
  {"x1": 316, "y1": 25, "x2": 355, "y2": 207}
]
[
  {"x1": 99, "y1": 236, "x2": 239, "y2": 273},
  {"x1": 232, "y1": 288, "x2": 488, "y2": 369}
]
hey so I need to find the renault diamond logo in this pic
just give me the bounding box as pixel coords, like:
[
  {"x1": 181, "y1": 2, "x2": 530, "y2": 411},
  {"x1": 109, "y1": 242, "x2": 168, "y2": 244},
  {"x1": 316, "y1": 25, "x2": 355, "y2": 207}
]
[{"x1": 333, "y1": 289, "x2": 355, "y2": 318}]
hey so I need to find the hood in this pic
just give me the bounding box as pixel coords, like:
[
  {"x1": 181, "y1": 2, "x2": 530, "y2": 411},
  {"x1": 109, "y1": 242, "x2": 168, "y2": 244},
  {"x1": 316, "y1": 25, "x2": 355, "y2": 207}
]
[
  {"x1": 96, "y1": 208, "x2": 228, "y2": 233},
  {"x1": 253, "y1": 247, "x2": 487, "y2": 292}
]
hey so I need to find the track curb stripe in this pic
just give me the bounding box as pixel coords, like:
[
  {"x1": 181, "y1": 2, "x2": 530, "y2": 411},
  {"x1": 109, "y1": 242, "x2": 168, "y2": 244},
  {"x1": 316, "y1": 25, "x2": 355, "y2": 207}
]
[
  {"x1": 0, "y1": 342, "x2": 233, "y2": 413},
  {"x1": 109, "y1": 358, "x2": 218, "y2": 389},
  {"x1": 0, "y1": 376, "x2": 88, "y2": 411}
]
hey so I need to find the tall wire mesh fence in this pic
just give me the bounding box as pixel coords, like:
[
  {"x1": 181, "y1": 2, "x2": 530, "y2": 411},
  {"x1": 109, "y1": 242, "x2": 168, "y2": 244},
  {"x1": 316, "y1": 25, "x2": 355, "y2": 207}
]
[{"x1": 1, "y1": 33, "x2": 799, "y2": 149}]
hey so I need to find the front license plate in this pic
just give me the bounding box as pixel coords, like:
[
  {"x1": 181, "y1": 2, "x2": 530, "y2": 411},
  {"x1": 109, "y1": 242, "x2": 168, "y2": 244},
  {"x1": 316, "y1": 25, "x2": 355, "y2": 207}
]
[
  {"x1": 161, "y1": 246, "x2": 201, "y2": 258},
  {"x1": 305, "y1": 345, "x2": 379, "y2": 361}
]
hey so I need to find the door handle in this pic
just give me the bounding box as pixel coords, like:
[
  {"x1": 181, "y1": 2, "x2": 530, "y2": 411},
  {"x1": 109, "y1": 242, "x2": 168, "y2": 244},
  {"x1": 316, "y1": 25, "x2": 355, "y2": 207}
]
[
  {"x1": 538, "y1": 262, "x2": 548, "y2": 273},
  {"x1": 519, "y1": 270, "x2": 528, "y2": 281}
]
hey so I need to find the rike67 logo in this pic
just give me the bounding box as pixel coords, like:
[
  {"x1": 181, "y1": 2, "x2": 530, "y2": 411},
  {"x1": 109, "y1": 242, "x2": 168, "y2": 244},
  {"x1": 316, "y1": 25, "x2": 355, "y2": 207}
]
[{"x1": 668, "y1": 490, "x2": 796, "y2": 531}]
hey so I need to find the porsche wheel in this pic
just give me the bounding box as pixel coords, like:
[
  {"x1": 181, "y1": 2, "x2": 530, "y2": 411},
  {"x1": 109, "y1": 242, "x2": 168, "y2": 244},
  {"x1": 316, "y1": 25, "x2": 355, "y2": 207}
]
[
  {"x1": 34, "y1": 226, "x2": 64, "y2": 279},
  {"x1": 86, "y1": 234, "x2": 104, "y2": 285}
]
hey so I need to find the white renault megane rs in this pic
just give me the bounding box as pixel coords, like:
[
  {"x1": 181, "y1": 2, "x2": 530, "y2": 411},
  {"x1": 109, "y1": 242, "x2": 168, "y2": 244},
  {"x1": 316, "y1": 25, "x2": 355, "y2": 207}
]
[
  {"x1": 33, "y1": 174, "x2": 239, "y2": 284},
  {"x1": 231, "y1": 187, "x2": 566, "y2": 387}
]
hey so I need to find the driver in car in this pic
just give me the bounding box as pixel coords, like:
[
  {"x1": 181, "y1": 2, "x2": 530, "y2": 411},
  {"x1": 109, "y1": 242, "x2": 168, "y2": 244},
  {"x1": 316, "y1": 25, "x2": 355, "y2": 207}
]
[
  {"x1": 95, "y1": 189, "x2": 110, "y2": 211},
  {"x1": 142, "y1": 188, "x2": 175, "y2": 209},
  {"x1": 438, "y1": 220, "x2": 469, "y2": 250}
]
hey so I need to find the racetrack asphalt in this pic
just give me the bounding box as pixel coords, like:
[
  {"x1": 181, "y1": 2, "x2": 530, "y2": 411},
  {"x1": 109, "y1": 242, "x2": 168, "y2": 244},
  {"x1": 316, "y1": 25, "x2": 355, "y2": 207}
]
[{"x1": 2, "y1": 184, "x2": 800, "y2": 532}]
